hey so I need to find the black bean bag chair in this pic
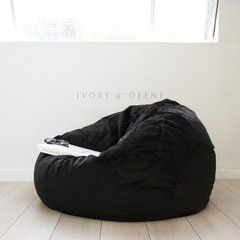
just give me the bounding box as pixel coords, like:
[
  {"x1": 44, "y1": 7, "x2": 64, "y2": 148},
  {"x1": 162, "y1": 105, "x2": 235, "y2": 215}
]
[{"x1": 34, "y1": 99, "x2": 215, "y2": 221}]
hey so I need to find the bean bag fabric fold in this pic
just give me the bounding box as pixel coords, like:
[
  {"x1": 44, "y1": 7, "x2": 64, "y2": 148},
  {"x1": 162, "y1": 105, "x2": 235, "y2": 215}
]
[{"x1": 34, "y1": 99, "x2": 215, "y2": 221}]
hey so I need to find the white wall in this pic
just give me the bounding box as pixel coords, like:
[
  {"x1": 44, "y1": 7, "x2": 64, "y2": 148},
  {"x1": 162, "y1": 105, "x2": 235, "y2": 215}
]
[{"x1": 0, "y1": 0, "x2": 239, "y2": 180}]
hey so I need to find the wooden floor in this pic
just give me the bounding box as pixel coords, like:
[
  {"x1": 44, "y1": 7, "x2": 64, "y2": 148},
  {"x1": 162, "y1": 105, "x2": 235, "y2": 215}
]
[{"x1": 0, "y1": 180, "x2": 240, "y2": 240}]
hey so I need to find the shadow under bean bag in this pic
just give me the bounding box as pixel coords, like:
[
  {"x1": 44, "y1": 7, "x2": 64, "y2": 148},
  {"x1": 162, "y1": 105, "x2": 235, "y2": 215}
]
[{"x1": 34, "y1": 99, "x2": 216, "y2": 221}]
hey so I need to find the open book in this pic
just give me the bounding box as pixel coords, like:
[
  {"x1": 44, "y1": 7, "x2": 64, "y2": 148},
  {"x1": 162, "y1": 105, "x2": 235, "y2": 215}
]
[{"x1": 38, "y1": 143, "x2": 101, "y2": 157}]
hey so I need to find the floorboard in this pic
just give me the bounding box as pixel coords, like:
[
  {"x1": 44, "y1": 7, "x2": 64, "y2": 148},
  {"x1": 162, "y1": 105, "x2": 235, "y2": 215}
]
[
  {"x1": 220, "y1": 179, "x2": 240, "y2": 197},
  {"x1": 0, "y1": 183, "x2": 18, "y2": 200},
  {"x1": 211, "y1": 180, "x2": 240, "y2": 228},
  {"x1": 146, "y1": 217, "x2": 200, "y2": 240},
  {"x1": 0, "y1": 183, "x2": 36, "y2": 238},
  {"x1": 101, "y1": 221, "x2": 150, "y2": 240},
  {"x1": 0, "y1": 180, "x2": 240, "y2": 240},
  {"x1": 50, "y1": 214, "x2": 101, "y2": 240},
  {"x1": 187, "y1": 202, "x2": 240, "y2": 240},
  {"x1": 1, "y1": 198, "x2": 60, "y2": 240}
]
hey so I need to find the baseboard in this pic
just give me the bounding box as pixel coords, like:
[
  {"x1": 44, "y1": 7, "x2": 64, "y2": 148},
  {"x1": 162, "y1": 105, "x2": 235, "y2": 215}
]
[
  {"x1": 0, "y1": 168, "x2": 239, "y2": 181},
  {"x1": 216, "y1": 169, "x2": 240, "y2": 179},
  {"x1": 0, "y1": 169, "x2": 33, "y2": 181}
]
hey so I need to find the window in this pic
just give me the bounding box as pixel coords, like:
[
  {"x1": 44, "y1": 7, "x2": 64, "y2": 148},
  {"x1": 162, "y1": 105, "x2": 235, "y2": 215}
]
[
  {"x1": 0, "y1": 1, "x2": 15, "y2": 40},
  {"x1": 0, "y1": 0, "x2": 219, "y2": 42}
]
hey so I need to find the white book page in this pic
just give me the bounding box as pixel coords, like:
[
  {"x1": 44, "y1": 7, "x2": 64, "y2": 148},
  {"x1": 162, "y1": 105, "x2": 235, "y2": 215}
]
[{"x1": 38, "y1": 143, "x2": 100, "y2": 157}]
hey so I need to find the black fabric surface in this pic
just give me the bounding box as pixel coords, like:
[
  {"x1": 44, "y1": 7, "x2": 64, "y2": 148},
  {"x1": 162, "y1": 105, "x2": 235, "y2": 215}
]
[{"x1": 34, "y1": 99, "x2": 216, "y2": 221}]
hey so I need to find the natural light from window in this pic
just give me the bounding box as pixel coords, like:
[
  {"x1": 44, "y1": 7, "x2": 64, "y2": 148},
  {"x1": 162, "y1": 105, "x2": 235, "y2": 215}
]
[{"x1": 0, "y1": 0, "x2": 219, "y2": 42}]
